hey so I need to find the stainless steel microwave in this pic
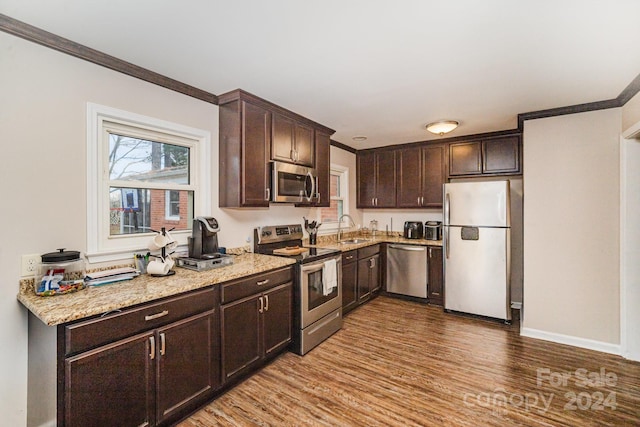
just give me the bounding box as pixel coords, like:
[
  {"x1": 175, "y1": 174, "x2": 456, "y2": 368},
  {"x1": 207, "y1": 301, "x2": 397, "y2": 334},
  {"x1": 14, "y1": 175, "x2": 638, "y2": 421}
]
[{"x1": 271, "y1": 161, "x2": 316, "y2": 203}]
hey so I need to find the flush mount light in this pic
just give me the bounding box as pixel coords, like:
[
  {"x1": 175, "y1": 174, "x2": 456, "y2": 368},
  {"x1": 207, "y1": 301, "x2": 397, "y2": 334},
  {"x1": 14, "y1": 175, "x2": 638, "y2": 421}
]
[
  {"x1": 425, "y1": 120, "x2": 459, "y2": 136},
  {"x1": 352, "y1": 135, "x2": 368, "y2": 141}
]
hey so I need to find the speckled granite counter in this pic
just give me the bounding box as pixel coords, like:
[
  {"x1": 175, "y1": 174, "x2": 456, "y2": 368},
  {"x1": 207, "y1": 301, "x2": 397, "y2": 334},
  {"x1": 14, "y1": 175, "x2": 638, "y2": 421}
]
[
  {"x1": 18, "y1": 253, "x2": 296, "y2": 326},
  {"x1": 312, "y1": 235, "x2": 442, "y2": 252}
]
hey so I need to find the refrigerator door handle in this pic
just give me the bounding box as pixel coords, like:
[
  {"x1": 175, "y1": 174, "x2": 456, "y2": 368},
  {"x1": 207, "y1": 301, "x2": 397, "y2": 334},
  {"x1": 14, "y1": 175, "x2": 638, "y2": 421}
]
[
  {"x1": 444, "y1": 226, "x2": 450, "y2": 259},
  {"x1": 444, "y1": 192, "x2": 451, "y2": 226}
]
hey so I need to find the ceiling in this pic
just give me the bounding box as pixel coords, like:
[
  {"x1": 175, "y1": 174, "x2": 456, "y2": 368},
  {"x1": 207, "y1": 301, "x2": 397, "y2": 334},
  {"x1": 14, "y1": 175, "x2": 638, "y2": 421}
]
[{"x1": 3, "y1": 1, "x2": 640, "y2": 149}]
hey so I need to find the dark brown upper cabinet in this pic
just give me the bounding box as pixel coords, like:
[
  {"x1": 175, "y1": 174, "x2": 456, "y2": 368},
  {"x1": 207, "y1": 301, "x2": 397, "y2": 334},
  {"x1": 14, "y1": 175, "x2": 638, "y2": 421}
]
[
  {"x1": 449, "y1": 135, "x2": 520, "y2": 177},
  {"x1": 271, "y1": 113, "x2": 314, "y2": 167},
  {"x1": 483, "y1": 136, "x2": 521, "y2": 174},
  {"x1": 397, "y1": 144, "x2": 446, "y2": 208},
  {"x1": 219, "y1": 96, "x2": 271, "y2": 207},
  {"x1": 310, "y1": 130, "x2": 331, "y2": 207},
  {"x1": 218, "y1": 89, "x2": 334, "y2": 208},
  {"x1": 357, "y1": 150, "x2": 396, "y2": 208}
]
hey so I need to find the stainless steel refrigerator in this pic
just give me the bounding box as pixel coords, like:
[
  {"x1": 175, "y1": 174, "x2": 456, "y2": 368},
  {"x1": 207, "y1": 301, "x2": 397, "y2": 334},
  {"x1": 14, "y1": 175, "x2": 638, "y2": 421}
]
[{"x1": 443, "y1": 180, "x2": 511, "y2": 321}]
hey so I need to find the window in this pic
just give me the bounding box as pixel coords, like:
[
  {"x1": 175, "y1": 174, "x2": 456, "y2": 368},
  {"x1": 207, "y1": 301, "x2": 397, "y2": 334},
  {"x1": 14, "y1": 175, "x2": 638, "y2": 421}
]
[
  {"x1": 318, "y1": 165, "x2": 349, "y2": 230},
  {"x1": 165, "y1": 190, "x2": 181, "y2": 221},
  {"x1": 87, "y1": 103, "x2": 210, "y2": 262}
]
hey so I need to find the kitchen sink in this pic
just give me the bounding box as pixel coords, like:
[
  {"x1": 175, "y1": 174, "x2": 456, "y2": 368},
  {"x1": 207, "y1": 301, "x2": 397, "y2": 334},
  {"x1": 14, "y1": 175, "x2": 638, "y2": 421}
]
[{"x1": 338, "y1": 239, "x2": 370, "y2": 244}]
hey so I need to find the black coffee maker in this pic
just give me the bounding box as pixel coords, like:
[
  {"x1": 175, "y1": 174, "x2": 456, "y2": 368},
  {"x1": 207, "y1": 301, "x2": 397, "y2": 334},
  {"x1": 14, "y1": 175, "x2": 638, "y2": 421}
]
[{"x1": 189, "y1": 217, "x2": 220, "y2": 259}]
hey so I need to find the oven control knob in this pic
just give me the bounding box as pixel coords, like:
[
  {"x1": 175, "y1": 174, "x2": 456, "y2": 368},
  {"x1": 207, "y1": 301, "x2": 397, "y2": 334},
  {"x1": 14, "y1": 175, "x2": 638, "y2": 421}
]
[{"x1": 262, "y1": 230, "x2": 272, "y2": 237}]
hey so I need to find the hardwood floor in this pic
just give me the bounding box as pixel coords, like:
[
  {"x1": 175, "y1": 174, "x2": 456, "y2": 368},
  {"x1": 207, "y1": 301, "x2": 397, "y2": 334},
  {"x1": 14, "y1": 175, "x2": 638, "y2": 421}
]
[{"x1": 180, "y1": 296, "x2": 640, "y2": 426}]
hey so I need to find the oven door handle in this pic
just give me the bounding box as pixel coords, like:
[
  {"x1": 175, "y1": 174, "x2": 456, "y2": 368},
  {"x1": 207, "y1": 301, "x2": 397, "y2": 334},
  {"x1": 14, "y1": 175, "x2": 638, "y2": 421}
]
[{"x1": 300, "y1": 256, "x2": 342, "y2": 273}]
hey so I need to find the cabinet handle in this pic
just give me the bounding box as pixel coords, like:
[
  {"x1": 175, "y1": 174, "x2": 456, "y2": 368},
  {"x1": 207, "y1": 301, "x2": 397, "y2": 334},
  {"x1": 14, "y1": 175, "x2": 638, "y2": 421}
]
[
  {"x1": 432, "y1": 292, "x2": 440, "y2": 296},
  {"x1": 160, "y1": 333, "x2": 166, "y2": 356},
  {"x1": 429, "y1": 247, "x2": 432, "y2": 257},
  {"x1": 145, "y1": 310, "x2": 169, "y2": 321},
  {"x1": 149, "y1": 336, "x2": 155, "y2": 360},
  {"x1": 264, "y1": 294, "x2": 269, "y2": 311},
  {"x1": 369, "y1": 257, "x2": 376, "y2": 268},
  {"x1": 265, "y1": 188, "x2": 271, "y2": 202},
  {"x1": 258, "y1": 296, "x2": 264, "y2": 313},
  {"x1": 345, "y1": 255, "x2": 354, "y2": 260},
  {"x1": 257, "y1": 279, "x2": 270, "y2": 286}
]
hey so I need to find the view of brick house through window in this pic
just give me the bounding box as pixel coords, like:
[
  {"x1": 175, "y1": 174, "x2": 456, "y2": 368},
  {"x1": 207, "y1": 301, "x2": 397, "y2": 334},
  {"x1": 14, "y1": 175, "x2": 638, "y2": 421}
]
[
  {"x1": 319, "y1": 169, "x2": 346, "y2": 224},
  {"x1": 108, "y1": 132, "x2": 194, "y2": 235}
]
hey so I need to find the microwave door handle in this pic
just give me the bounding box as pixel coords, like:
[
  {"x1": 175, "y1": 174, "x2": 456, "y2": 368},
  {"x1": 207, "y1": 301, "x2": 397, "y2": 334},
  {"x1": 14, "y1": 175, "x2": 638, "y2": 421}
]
[{"x1": 306, "y1": 171, "x2": 315, "y2": 202}]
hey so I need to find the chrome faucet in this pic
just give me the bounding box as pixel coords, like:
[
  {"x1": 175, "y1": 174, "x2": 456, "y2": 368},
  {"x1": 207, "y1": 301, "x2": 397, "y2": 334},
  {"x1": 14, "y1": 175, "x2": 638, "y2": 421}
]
[{"x1": 337, "y1": 214, "x2": 356, "y2": 242}]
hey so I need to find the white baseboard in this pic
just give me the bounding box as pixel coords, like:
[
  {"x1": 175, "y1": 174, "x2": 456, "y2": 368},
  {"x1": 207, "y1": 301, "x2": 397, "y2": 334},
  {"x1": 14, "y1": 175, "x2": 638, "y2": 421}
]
[
  {"x1": 36, "y1": 419, "x2": 56, "y2": 427},
  {"x1": 520, "y1": 327, "x2": 621, "y2": 356}
]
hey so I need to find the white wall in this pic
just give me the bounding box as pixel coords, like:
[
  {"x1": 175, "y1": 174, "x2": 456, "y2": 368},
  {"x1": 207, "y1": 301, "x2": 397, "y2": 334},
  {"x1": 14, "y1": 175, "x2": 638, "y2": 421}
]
[
  {"x1": 621, "y1": 91, "x2": 640, "y2": 361},
  {"x1": 522, "y1": 109, "x2": 621, "y2": 351},
  {"x1": 1, "y1": 32, "x2": 356, "y2": 426}
]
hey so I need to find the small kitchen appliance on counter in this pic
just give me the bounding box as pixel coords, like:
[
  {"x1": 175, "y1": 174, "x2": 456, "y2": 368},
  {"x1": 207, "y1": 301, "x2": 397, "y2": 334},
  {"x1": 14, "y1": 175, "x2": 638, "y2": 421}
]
[
  {"x1": 425, "y1": 221, "x2": 442, "y2": 241},
  {"x1": 403, "y1": 221, "x2": 424, "y2": 239},
  {"x1": 254, "y1": 224, "x2": 342, "y2": 355},
  {"x1": 177, "y1": 217, "x2": 233, "y2": 271}
]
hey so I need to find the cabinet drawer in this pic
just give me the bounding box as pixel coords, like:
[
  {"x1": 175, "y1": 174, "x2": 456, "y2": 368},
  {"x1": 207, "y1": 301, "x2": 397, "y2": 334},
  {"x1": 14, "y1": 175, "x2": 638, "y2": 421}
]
[
  {"x1": 358, "y1": 244, "x2": 380, "y2": 259},
  {"x1": 221, "y1": 267, "x2": 293, "y2": 304},
  {"x1": 64, "y1": 287, "x2": 217, "y2": 356},
  {"x1": 342, "y1": 250, "x2": 357, "y2": 264}
]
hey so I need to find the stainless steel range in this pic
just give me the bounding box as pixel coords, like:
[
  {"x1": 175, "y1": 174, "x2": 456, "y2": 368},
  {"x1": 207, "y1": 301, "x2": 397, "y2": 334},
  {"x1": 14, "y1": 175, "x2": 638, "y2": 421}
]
[{"x1": 254, "y1": 224, "x2": 342, "y2": 355}]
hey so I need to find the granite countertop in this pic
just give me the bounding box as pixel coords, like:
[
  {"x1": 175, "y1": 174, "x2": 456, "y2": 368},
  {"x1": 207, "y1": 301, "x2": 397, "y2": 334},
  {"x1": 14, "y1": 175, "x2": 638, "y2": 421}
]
[
  {"x1": 312, "y1": 235, "x2": 443, "y2": 252},
  {"x1": 18, "y1": 253, "x2": 296, "y2": 326}
]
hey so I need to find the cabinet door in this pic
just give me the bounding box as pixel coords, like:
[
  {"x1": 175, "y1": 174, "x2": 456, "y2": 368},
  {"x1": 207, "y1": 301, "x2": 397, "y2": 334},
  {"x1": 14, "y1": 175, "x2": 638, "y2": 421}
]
[
  {"x1": 262, "y1": 283, "x2": 293, "y2": 356},
  {"x1": 375, "y1": 152, "x2": 397, "y2": 207},
  {"x1": 342, "y1": 257, "x2": 358, "y2": 314},
  {"x1": 65, "y1": 332, "x2": 155, "y2": 427},
  {"x1": 294, "y1": 122, "x2": 314, "y2": 166},
  {"x1": 221, "y1": 294, "x2": 261, "y2": 382},
  {"x1": 428, "y1": 247, "x2": 444, "y2": 306},
  {"x1": 357, "y1": 257, "x2": 372, "y2": 303},
  {"x1": 421, "y1": 144, "x2": 445, "y2": 208},
  {"x1": 483, "y1": 136, "x2": 520, "y2": 174},
  {"x1": 156, "y1": 311, "x2": 218, "y2": 424},
  {"x1": 312, "y1": 130, "x2": 331, "y2": 207},
  {"x1": 369, "y1": 254, "x2": 381, "y2": 294},
  {"x1": 396, "y1": 146, "x2": 422, "y2": 208},
  {"x1": 242, "y1": 101, "x2": 271, "y2": 206},
  {"x1": 271, "y1": 113, "x2": 295, "y2": 163},
  {"x1": 357, "y1": 151, "x2": 377, "y2": 208},
  {"x1": 449, "y1": 141, "x2": 482, "y2": 176}
]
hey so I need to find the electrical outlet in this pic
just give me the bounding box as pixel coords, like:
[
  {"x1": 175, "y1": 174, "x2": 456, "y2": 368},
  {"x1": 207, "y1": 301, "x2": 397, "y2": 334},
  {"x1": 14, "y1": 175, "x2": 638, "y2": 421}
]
[{"x1": 21, "y1": 254, "x2": 40, "y2": 277}]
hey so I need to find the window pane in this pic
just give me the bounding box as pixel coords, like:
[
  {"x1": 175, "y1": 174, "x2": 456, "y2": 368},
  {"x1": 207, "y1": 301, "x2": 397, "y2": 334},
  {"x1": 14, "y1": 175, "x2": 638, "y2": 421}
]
[
  {"x1": 330, "y1": 174, "x2": 340, "y2": 197},
  {"x1": 110, "y1": 187, "x2": 193, "y2": 236},
  {"x1": 320, "y1": 199, "x2": 343, "y2": 223},
  {"x1": 108, "y1": 133, "x2": 189, "y2": 184}
]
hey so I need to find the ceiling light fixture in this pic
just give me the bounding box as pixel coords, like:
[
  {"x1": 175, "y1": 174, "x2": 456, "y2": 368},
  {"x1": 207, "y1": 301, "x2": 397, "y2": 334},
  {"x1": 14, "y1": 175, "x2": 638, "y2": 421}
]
[
  {"x1": 425, "y1": 120, "x2": 459, "y2": 136},
  {"x1": 352, "y1": 135, "x2": 368, "y2": 141}
]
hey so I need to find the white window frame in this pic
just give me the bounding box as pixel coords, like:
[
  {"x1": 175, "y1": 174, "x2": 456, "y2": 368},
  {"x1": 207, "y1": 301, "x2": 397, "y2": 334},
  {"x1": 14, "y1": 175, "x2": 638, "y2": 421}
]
[
  {"x1": 165, "y1": 190, "x2": 181, "y2": 221},
  {"x1": 317, "y1": 164, "x2": 349, "y2": 233},
  {"x1": 87, "y1": 103, "x2": 211, "y2": 263}
]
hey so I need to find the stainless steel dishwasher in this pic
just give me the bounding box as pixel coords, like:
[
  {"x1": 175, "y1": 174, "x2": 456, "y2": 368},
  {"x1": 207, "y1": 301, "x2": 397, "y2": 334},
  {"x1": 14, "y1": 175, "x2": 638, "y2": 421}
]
[{"x1": 386, "y1": 244, "x2": 428, "y2": 298}]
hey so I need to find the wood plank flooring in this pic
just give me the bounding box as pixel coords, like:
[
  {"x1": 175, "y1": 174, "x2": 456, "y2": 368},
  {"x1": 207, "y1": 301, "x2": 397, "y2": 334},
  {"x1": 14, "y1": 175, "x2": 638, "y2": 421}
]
[{"x1": 179, "y1": 296, "x2": 640, "y2": 427}]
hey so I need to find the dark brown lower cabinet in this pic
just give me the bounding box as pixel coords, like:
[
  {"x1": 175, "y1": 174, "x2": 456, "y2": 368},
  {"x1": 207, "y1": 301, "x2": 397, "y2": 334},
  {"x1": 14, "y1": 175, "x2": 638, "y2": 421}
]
[
  {"x1": 65, "y1": 332, "x2": 154, "y2": 427},
  {"x1": 343, "y1": 245, "x2": 380, "y2": 315},
  {"x1": 60, "y1": 287, "x2": 219, "y2": 427},
  {"x1": 64, "y1": 310, "x2": 217, "y2": 427},
  {"x1": 221, "y1": 281, "x2": 292, "y2": 385},
  {"x1": 427, "y1": 246, "x2": 444, "y2": 306},
  {"x1": 341, "y1": 250, "x2": 358, "y2": 314}
]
